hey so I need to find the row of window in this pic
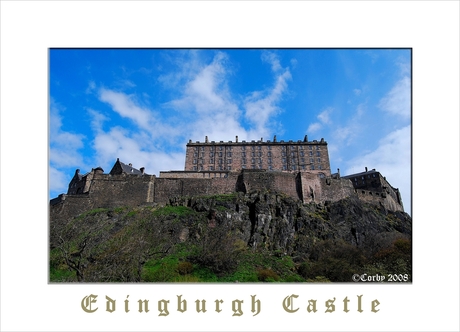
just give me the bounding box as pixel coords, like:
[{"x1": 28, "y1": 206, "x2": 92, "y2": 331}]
[
  {"x1": 193, "y1": 145, "x2": 321, "y2": 152},
  {"x1": 193, "y1": 151, "x2": 321, "y2": 158},
  {"x1": 191, "y1": 164, "x2": 322, "y2": 171},
  {"x1": 193, "y1": 157, "x2": 322, "y2": 165}
]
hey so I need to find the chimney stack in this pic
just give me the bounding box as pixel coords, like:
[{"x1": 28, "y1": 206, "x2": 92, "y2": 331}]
[
  {"x1": 205, "y1": 136, "x2": 208, "y2": 143},
  {"x1": 140, "y1": 167, "x2": 145, "y2": 174},
  {"x1": 365, "y1": 167, "x2": 368, "y2": 172},
  {"x1": 236, "y1": 135, "x2": 238, "y2": 142}
]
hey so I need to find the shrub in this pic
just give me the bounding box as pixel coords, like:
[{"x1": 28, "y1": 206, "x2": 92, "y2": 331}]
[
  {"x1": 177, "y1": 261, "x2": 193, "y2": 275},
  {"x1": 257, "y1": 268, "x2": 280, "y2": 282}
]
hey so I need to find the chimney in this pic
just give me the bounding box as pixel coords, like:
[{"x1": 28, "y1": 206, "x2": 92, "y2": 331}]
[
  {"x1": 140, "y1": 167, "x2": 145, "y2": 174},
  {"x1": 205, "y1": 136, "x2": 208, "y2": 143},
  {"x1": 365, "y1": 167, "x2": 368, "y2": 172},
  {"x1": 129, "y1": 163, "x2": 132, "y2": 167},
  {"x1": 337, "y1": 168, "x2": 340, "y2": 178},
  {"x1": 236, "y1": 135, "x2": 239, "y2": 143},
  {"x1": 273, "y1": 135, "x2": 277, "y2": 142},
  {"x1": 304, "y1": 135, "x2": 308, "y2": 142}
]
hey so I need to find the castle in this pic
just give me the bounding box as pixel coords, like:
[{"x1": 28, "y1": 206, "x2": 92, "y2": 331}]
[{"x1": 50, "y1": 136, "x2": 404, "y2": 218}]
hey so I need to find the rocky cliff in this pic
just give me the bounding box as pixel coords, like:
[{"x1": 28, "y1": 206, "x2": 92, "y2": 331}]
[{"x1": 50, "y1": 190, "x2": 412, "y2": 282}]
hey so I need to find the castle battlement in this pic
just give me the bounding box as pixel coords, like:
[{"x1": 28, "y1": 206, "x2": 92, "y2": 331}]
[{"x1": 50, "y1": 137, "x2": 405, "y2": 220}]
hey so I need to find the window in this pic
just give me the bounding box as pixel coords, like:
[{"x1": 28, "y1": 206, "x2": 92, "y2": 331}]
[
  {"x1": 210, "y1": 158, "x2": 214, "y2": 164},
  {"x1": 227, "y1": 152, "x2": 232, "y2": 157},
  {"x1": 251, "y1": 158, "x2": 255, "y2": 164},
  {"x1": 282, "y1": 158, "x2": 286, "y2": 163},
  {"x1": 309, "y1": 151, "x2": 313, "y2": 156},
  {"x1": 242, "y1": 158, "x2": 246, "y2": 164},
  {"x1": 242, "y1": 152, "x2": 246, "y2": 157},
  {"x1": 268, "y1": 158, "x2": 272, "y2": 164},
  {"x1": 194, "y1": 152, "x2": 198, "y2": 157},
  {"x1": 251, "y1": 146, "x2": 255, "y2": 151},
  {"x1": 268, "y1": 165, "x2": 273, "y2": 170},
  {"x1": 268, "y1": 146, "x2": 272, "y2": 150},
  {"x1": 228, "y1": 159, "x2": 232, "y2": 164},
  {"x1": 258, "y1": 146, "x2": 261, "y2": 150},
  {"x1": 219, "y1": 146, "x2": 223, "y2": 151},
  {"x1": 283, "y1": 165, "x2": 287, "y2": 170},
  {"x1": 300, "y1": 151, "x2": 304, "y2": 157},
  {"x1": 316, "y1": 146, "x2": 320, "y2": 150},
  {"x1": 219, "y1": 152, "x2": 223, "y2": 157},
  {"x1": 268, "y1": 151, "x2": 272, "y2": 157},
  {"x1": 292, "y1": 165, "x2": 297, "y2": 170},
  {"x1": 282, "y1": 146, "x2": 286, "y2": 150},
  {"x1": 209, "y1": 166, "x2": 214, "y2": 171},
  {"x1": 193, "y1": 159, "x2": 197, "y2": 164},
  {"x1": 227, "y1": 166, "x2": 232, "y2": 170},
  {"x1": 201, "y1": 146, "x2": 205, "y2": 151},
  {"x1": 291, "y1": 146, "x2": 295, "y2": 150},
  {"x1": 316, "y1": 151, "x2": 320, "y2": 157},
  {"x1": 210, "y1": 146, "x2": 214, "y2": 151},
  {"x1": 317, "y1": 158, "x2": 321, "y2": 163},
  {"x1": 199, "y1": 165, "x2": 203, "y2": 171},
  {"x1": 311, "y1": 165, "x2": 315, "y2": 170},
  {"x1": 242, "y1": 165, "x2": 246, "y2": 169},
  {"x1": 241, "y1": 146, "x2": 246, "y2": 151},
  {"x1": 309, "y1": 146, "x2": 312, "y2": 150},
  {"x1": 228, "y1": 146, "x2": 232, "y2": 151},
  {"x1": 251, "y1": 152, "x2": 255, "y2": 157},
  {"x1": 282, "y1": 152, "x2": 286, "y2": 156},
  {"x1": 210, "y1": 152, "x2": 214, "y2": 157},
  {"x1": 258, "y1": 159, "x2": 262, "y2": 164}
]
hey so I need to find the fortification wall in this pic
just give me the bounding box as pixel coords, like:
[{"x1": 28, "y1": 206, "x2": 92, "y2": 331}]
[
  {"x1": 154, "y1": 173, "x2": 238, "y2": 203},
  {"x1": 298, "y1": 172, "x2": 323, "y2": 203},
  {"x1": 87, "y1": 174, "x2": 155, "y2": 208},
  {"x1": 320, "y1": 177, "x2": 357, "y2": 203},
  {"x1": 49, "y1": 194, "x2": 94, "y2": 224},
  {"x1": 355, "y1": 189, "x2": 404, "y2": 212},
  {"x1": 236, "y1": 170, "x2": 299, "y2": 199}
]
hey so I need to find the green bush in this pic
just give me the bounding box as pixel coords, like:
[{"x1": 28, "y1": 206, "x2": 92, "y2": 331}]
[
  {"x1": 177, "y1": 261, "x2": 193, "y2": 275},
  {"x1": 257, "y1": 268, "x2": 280, "y2": 282}
]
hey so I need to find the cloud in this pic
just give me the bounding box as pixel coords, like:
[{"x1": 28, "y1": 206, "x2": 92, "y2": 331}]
[
  {"x1": 344, "y1": 125, "x2": 411, "y2": 215},
  {"x1": 49, "y1": 100, "x2": 85, "y2": 168},
  {"x1": 306, "y1": 107, "x2": 333, "y2": 134},
  {"x1": 378, "y1": 76, "x2": 411, "y2": 119}
]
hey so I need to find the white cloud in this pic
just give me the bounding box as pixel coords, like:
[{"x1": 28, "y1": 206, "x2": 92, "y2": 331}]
[
  {"x1": 344, "y1": 125, "x2": 411, "y2": 215},
  {"x1": 307, "y1": 122, "x2": 322, "y2": 133},
  {"x1": 353, "y1": 88, "x2": 362, "y2": 96},
  {"x1": 49, "y1": 166, "x2": 69, "y2": 196},
  {"x1": 49, "y1": 100, "x2": 85, "y2": 168},
  {"x1": 378, "y1": 76, "x2": 411, "y2": 119}
]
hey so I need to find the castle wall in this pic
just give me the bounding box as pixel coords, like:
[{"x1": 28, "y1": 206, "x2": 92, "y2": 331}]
[
  {"x1": 236, "y1": 170, "x2": 299, "y2": 199},
  {"x1": 87, "y1": 174, "x2": 156, "y2": 208},
  {"x1": 320, "y1": 177, "x2": 357, "y2": 203},
  {"x1": 49, "y1": 194, "x2": 94, "y2": 225},
  {"x1": 154, "y1": 173, "x2": 238, "y2": 203}
]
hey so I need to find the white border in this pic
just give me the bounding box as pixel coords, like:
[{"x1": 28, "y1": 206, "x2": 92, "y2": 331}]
[{"x1": 1, "y1": 1, "x2": 459, "y2": 331}]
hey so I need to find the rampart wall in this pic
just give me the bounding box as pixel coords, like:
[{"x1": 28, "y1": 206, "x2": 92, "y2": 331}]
[{"x1": 50, "y1": 169, "x2": 404, "y2": 224}]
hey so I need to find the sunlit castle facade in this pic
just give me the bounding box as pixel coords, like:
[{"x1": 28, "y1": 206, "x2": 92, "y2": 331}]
[{"x1": 184, "y1": 135, "x2": 331, "y2": 176}]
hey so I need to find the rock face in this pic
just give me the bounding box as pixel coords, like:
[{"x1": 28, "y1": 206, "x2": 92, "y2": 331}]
[
  {"x1": 171, "y1": 190, "x2": 411, "y2": 258},
  {"x1": 50, "y1": 190, "x2": 412, "y2": 282}
]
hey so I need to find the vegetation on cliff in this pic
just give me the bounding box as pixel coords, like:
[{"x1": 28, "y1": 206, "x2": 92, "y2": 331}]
[{"x1": 50, "y1": 191, "x2": 411, "y2": 283}]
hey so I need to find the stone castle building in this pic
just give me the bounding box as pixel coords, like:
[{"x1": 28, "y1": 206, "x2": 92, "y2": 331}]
[
  {"x1": 50, "y1": 136, "x2": 405, "y2": 220},
  {"x1": 184, "y1": 135, "x2": 330, "y2": 175}
]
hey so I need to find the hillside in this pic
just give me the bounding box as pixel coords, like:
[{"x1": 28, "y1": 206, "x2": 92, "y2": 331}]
[{"x1": 50, "y1": 191, "x2": 412, "y2": 282}]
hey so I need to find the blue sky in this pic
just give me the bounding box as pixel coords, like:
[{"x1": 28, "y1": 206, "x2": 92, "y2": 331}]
[{"x1": 49, "y1": 48, "x2": 411, "y2": 214}]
